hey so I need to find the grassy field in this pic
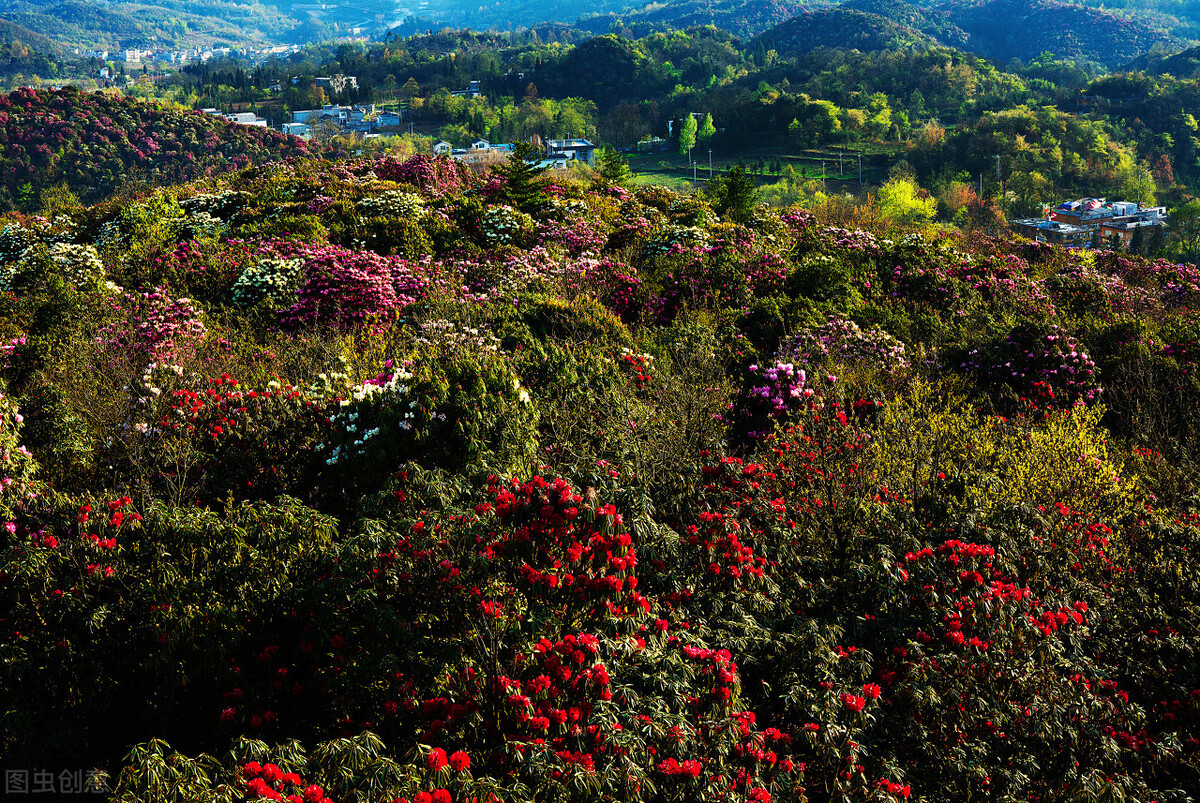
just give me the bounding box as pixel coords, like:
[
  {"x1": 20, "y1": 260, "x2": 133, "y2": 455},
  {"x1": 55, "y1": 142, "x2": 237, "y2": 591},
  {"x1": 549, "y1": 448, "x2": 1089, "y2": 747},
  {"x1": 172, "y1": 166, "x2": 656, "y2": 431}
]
[{"x1": 626, "y1": 144, "x2": 902, "y2": 192}]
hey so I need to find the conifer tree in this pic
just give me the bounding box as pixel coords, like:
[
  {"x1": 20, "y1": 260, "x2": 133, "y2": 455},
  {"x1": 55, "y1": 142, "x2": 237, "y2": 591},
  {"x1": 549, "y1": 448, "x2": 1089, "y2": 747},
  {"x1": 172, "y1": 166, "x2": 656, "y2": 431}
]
[
  {"x1": 494, "y1": 140, "x2": 549, "y2": 213},
  {"x1": 705, "y1": 164, "x2": 758, "y2": 223}
]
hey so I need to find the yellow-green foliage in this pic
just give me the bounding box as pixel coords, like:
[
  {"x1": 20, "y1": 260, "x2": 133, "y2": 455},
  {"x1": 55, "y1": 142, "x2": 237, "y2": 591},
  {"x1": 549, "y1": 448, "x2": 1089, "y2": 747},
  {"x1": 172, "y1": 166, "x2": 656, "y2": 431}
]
[
  {"x1": 870, "y1": 378, "x2": 999, "y2": 509},
  {"x1": 519, "y1": 293, "x2": 632, "y2": 348},
  {"x1": 987, "y1": 404, "x2": 1138, "y2": 522},
  {"x1": 871, "y1": 379, "x2": 1140, "y2": 521}
]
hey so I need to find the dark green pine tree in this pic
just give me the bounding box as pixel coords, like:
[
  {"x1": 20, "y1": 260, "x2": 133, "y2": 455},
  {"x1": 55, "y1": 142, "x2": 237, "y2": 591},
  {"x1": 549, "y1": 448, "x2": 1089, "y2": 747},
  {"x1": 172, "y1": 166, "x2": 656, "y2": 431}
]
[
  {"x1": 1129, "y1": 223, "x2": 1147, "y2": 256},
  {"x1": 705, "y1": 164, "x2": 759, "y2": 224},
  {"x1": 494, "y1": 140, "x2": 549, "y2": 213}
]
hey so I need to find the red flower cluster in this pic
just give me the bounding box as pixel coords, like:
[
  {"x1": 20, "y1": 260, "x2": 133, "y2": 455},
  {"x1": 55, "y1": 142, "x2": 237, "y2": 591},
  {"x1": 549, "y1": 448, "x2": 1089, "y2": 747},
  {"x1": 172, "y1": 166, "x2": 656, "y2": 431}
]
[{"x1": 242, "y1": 762, "x2": 330, "y2": 803}]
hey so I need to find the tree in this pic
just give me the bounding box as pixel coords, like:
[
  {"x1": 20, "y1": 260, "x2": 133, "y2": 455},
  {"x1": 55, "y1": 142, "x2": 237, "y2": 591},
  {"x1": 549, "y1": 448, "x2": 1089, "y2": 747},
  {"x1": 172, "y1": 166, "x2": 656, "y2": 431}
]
[
  {"x1": 1121, "y1": 168, "x2": 1157, "y2": 208},
  {"x1": 697, "y1": 113, "x2": 715, "y2": 146},
  {"x1": 1170, "y1": 199, "x2": 1200, "y2": 263},
  {"x1": 705, "y1": 164, "x2": 758, "y2": 223},
  {"x1": 877, "y1": 178, "x2": 936, "y2": 229},
  {"x1": 679, "y1": 114, "x2": 697, "y2": 163},
  {"x1": 596, "y1": 147, "x2": 633, "y2": 187},
  {"x1": 493, "y1": 141, "x2": 549, "y2": 213},
  {"x1": 1129, "y1": 224, "x2": 1147, "y2": 256}
]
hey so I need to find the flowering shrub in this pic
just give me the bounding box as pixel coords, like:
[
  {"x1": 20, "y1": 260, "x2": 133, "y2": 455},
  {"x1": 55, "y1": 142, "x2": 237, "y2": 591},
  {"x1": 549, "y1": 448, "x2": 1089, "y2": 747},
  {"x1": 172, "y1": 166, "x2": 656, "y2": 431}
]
[
  {"x1": 46, "y1": 242, "x2": 106, "y2": 288},
  {"x1": 480, "y1": 205, "x2": 536, "y2": 248},
  {"x1": 314, "y1": 355, "x2": 538, "y2": 504},
  {"x1": 644, "y1": 223, "x2": 710, "y2": 258},
  {"x1": 0, "y1": 384, "x2": 37, "y2": 517},
  {"x1": 781, "y1": 317, "x2": 909, "y2": 374},
  {"x1": 96, "y1": 288, "x2": 207, "y2": 367},
  {"x1": 8, "y1": 148, "x2": 1200, "y2": 803},
  {"x1": 357, "y1": 190, "x2": 426, "y2": 220},
  {"x1": 231, "y1": 257, "x2": 305, "y2": 309},
  {"x1": 277, "y1": 246, "x2": 426, "y2": 330},
  {"x1": 365, "y1": 154, "x2": 477, "y2": 196},
  {"x1": 963, "y1": 323, "x2": 1102, "y2": 409}
]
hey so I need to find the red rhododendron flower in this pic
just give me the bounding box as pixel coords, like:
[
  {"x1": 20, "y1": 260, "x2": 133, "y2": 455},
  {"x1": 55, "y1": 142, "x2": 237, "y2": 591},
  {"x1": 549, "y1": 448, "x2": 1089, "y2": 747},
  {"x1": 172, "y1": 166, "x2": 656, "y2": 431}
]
[
  {"x1": 432, "y1": 790, "x2": 451, "y2": 803},
  {"x1": 448, "y1": 750, "x2": 470, "y2": 771},
  {"x1": 427, "y1": 747, "x2": 448, "y2": 772}
]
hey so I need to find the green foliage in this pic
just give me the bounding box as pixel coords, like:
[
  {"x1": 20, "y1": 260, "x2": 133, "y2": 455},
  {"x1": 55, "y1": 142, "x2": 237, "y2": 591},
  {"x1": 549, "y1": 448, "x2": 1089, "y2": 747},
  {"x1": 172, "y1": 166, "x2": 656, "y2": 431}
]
[{"x1": 677, "y1": 113, "x2": 697, "y2": 158}]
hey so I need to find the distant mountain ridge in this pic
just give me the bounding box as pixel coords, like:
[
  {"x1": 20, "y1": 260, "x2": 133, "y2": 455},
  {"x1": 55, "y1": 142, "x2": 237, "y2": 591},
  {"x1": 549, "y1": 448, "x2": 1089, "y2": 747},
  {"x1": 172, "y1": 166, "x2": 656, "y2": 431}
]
[
  {"x1": 935, "y1": 0, "x2": 1182, "y2": 67},
  {"x1": 0, "y1": 0, "x2": 1192, "y2": 69}
]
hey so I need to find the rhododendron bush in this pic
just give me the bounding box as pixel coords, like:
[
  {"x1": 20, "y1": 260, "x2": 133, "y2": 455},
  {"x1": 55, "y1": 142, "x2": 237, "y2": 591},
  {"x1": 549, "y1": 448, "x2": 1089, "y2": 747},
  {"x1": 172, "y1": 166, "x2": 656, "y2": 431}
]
[{"x1": 1, "y1": 150, "x2": 1200, "y2": 803}]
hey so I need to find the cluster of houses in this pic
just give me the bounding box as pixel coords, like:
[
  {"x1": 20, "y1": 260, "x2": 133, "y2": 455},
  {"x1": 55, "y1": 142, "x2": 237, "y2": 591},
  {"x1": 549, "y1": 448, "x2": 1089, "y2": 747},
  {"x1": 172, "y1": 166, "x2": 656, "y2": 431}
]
[
  {"x1": 74, "y1": 44, "x2": 303, "y2": 66},
  {"x1": 433, "y1": 138, "x2": 598, "y2": 169},
  {"x1": 279, "y1": 103, "x2": 404, "y2": 138},
  {"x1": 1010, "y1": 198, "x2": 1169, "y2": 248}
]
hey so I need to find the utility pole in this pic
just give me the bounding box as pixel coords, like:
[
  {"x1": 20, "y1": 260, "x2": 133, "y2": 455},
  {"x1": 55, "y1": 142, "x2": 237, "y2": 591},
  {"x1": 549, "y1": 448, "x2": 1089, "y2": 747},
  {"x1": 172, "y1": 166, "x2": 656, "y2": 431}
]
[
  {"x1": 708, "y1": 148, "x2": 712, "y2": 179},
  {"x1": 822, "y1": 161, "x2": 826, "y2": 189},
  {"x1": 857, "y1": 153, "x2": 862, "y2": 186},
  {"x1": 693, "y1": 161, "x2": 697, "y2": 187}
]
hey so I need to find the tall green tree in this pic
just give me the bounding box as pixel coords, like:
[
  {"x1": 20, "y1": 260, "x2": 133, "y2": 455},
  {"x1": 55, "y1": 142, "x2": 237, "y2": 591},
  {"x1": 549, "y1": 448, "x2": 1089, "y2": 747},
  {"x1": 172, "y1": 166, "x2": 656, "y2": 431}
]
[
  {"x1": 679, "y1": 114, "x2": 697, "y2": 163},
  {"x1": 697, "y1": 113, "x2": 715, "y2": 146},
  {"x1": 1170, "y1": 199, "x2": 1200, "y2": 263}
]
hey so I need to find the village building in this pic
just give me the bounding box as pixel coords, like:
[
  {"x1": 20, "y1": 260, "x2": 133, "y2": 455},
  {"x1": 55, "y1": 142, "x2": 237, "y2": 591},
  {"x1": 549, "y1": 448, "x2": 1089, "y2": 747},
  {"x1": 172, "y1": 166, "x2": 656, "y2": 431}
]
[{"x1": 1010, "y1": 197, "x2": 1168, "y2": 248}]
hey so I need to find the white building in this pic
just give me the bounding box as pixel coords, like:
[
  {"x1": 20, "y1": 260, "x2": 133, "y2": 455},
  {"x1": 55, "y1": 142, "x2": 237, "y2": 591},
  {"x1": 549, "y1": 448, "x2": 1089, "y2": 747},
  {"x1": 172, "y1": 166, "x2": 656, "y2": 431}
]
[
  {"x1": 225, "y1": 112, "x2": 268, "y2": 127},
  {"x1": 282, "y1": 122, "x2": 312, "y2": 139}
]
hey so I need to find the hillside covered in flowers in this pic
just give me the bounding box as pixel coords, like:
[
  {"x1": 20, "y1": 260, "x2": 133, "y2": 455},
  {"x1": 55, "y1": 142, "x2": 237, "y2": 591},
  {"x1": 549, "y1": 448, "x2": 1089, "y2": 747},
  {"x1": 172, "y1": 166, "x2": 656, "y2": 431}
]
[
  {"x1": 2, "y1": 141, "x2": 1200, "y2": 803},
  {"x1": 0, "y1": 87, "x2": 322, "y2": 212}
]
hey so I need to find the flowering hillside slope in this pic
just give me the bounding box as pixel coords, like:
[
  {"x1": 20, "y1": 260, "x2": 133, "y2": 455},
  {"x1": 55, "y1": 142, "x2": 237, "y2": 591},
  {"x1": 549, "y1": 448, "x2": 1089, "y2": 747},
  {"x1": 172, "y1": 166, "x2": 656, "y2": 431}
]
[
  {"x1": 0, "y1": 87, "x2": 322, "y2": 212},
  {"x1": 1, "y1": 149, "x2": 1199, "y2": 803}
]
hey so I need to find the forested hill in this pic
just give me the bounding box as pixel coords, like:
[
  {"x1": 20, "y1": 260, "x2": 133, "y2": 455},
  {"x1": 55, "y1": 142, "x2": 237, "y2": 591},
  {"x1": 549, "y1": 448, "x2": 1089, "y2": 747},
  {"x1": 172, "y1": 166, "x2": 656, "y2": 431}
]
[
  {"x1": 754, "y1": 8, "x2": 939, "y2": 57},
  {"x1": 1125, "y1": 43, "x2": 1200, "y2": 79},
  {"x1": 753, "y1": 0, "x2": 1181, "y2": 67},
  {"x1": 0, "y1": 87, "x2": 323, "y2": 211},
  {"x1": 938, "y1": 0, "x2": 1183, "y2": 68},
  {"x1": 576, "y1": 0, "x2": 821, "y2": 39}
]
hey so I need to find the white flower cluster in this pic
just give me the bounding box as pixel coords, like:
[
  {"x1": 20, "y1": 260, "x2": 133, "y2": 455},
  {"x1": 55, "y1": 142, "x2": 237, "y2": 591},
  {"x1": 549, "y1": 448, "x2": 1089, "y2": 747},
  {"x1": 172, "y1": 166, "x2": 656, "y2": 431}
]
[
  {"x1": 318, "y1": 367, "x2": 426, "y2": 466},
  {"x1": 357, "y1": 190, "x2": 427, "y2": 220},
  {"x1": 416, "y1": 319, "x2": 501, "y2": 356},
  {"x1": 481, "y1": 205, "x2": 535, "y2": 246},
  {"x1": 0, "y1": 225, "x2": 36, "y2": 292},
  {"x1": 172, "y1": 210, "x2": 226, "y2": 241},
  {"x1": 48, "y1": 242, "x2": 106, "y2": 287},
  {"x1": 231, "y1": 257, "x2": 305, "y2": 308},
  {"x1": 49, "y1": 215, "x2": 81, "y2": 244},
  {"x1": 644, "y1": 223, "x2": 710, "y2": 257},
  {"x1": 180, "y1": 190, "x2": 246, "y2": 219}
]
